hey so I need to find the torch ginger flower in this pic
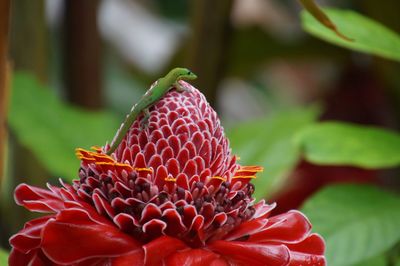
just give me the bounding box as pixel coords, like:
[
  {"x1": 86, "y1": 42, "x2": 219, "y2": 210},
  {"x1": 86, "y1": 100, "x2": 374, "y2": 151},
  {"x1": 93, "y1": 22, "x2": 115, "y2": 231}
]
[{"x1": 9, "y1": 81, "x2": 326, "y2": 265}]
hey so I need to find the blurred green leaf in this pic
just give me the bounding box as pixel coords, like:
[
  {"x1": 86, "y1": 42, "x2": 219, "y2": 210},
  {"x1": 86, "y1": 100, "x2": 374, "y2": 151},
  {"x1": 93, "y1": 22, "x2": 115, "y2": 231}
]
[
  {"x1": 9, "y1": 72, "x2": 119, "y2": 180},
  {"x1": 295, "y1": 122, "x2": 400, "y2": 168},
  {"x1": 301, "y1": 8, "x2": 400, "y2": 62},
  {"x1": 0, "y1": 249, "x2": 8, "y2": 265},
  {"x1": 352, "y1": 255, "x2": 386, "y2": 266},
  {"x1": 302, "y1": 184, "x2": 400, "y2": 266},
  {"x1": 228, "y1": 107, "x2": 319, "y2": 199}
]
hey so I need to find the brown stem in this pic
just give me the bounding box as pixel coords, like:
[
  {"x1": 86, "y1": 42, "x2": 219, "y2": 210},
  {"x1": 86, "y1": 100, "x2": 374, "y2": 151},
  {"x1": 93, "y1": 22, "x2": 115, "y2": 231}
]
[
  {"x1": 63, "y1": 0, "x2": 103, "y2": 110},
  {"x1": 186, "y1": 0, "x2": 233, "y2": 108}
]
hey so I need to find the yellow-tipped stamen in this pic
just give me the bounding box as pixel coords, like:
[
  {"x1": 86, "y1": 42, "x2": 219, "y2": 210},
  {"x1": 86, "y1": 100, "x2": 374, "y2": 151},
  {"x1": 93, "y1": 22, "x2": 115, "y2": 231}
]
[
  {"x1": 211, "y1": 176, "x2": 227, "y2": 181},
  {"x1": 79, "y1": 157, "x2": 96, "y2": 162},
  {"x1": 236, "y1": 166, "x2": 264, "y2": 173},
  {"x1": 232, "y1": 175, "x2": 257, "y2": 179},
  {"x1": 134, "y1": 167, "x2": 153, "y2": 173},
  {"x1": 165, "y1": 176, "x2": 177, "y2": 182},
  {"x1": 96, "y1": 162, "x2": 134, "y2": 171},
  {"x1": 76, "y1": 148, "x2": 135, "y2": 171},
  {"x1": 91, "y1": 146, "x2": 103, "y2": 152},
  {"x1": 76, "y1": 148, "x2": 115, "y2": 162}
]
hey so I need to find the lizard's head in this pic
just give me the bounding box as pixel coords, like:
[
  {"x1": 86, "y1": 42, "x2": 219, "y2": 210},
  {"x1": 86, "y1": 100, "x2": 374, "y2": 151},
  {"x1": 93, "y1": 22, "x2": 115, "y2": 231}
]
[{"x1": 169, "y1": 67, "x2": 197, "y2": 81}]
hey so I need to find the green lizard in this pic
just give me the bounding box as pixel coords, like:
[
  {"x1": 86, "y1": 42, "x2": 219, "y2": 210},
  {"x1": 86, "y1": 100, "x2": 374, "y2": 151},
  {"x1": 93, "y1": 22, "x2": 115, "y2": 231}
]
[{"x1": 106, "y1": 67, "x2": 197, "y2": 155}]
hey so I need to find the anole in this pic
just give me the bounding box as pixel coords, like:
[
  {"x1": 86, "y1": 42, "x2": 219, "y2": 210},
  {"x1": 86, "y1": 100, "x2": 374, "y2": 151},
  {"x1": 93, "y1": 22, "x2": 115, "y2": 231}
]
[{"x1": 106, "y1": 67, "x2": 197, "y2": 155}]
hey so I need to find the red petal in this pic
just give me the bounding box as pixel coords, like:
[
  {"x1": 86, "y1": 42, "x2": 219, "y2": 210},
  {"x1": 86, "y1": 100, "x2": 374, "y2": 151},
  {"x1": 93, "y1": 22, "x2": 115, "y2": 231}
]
[
  {"x1": 140, "y1": 203, "x2": 162, "y2": 223},
  {"x1": 114, "y1": 213, "x2": 137, "y2": 231},
  {"x1": 9, "y1": 216, "x2": 51, "y2": 253},
  {"x1": 167, "y1": 135, "x2": 181, "y2": 156},
  {"x1": 209, "y1": 240, "x2": 290, "y2": 266},
  {"x1": 9, "y1": 249, "x2": 50, "y2": 266},
  {"x1": 162, "y1": 209, "x2": 187, "y2": 236},
  {"x1": 182, "y1": 160, "x2": 197, "y2": 177},
  {"x1": 133, "y1": 153, "x2": 147, "y2": 169},
  {"x1": 142, "y1": 219, "x2": 167, "y2": 237},
  {"x1": 223, "y1": 218, "x2": 268, "y2": 241},
  {"x1": 166, "y1": 158, "x2": 180, "y2": 177},
  {"x1": 286, "y1": 234, "x2": 325, "y2": 255},
  {"x1": 143, "y1": 236, "x2": 187, "y2": 266},
  {"x1": 253, "y1": 200, "x2": 276, "y2": 219},
  {"x1": 288, "y1": 252, "x2": 326, "y2": 266},
  {"x1": 112, "y1": 250, "x2": 145, "y2": 266},
  {"x1": 14, "y1": 184, "x2": 64, "y2": 213},
  {"x1": 165, "y1": 248, "x2": 226, "y2": 266},
  {"x1": 249, "y1": 211, "x2": 311, "y2": 243},
  {"x1": 41, "y1": 208, "x2": 140, "y2": 264}
]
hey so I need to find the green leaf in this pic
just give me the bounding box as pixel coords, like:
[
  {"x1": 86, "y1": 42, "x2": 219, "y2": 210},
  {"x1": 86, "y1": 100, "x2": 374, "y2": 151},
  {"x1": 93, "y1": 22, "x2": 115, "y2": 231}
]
[
  {"x1": 228, "y1": 107, "x2": 319, "y2": 199},
  {"x1": 0, "y1": 249, "x2": 8, "y2": 265},
  {"x1": 302, "y1": 184, "x2": 400, "y2": 266},
  {"x1": 301, "y1": 8, "x2": 400, "y2": 62},
  {"x1": 352, "y1": 255, "x2": 386, "y2": 266},
  {"x1": 9, "y1": 72, "x2": 120, "y2": 180},
  {"x1": 295, "y1": 122, "x2": 400, "y2": 168}
]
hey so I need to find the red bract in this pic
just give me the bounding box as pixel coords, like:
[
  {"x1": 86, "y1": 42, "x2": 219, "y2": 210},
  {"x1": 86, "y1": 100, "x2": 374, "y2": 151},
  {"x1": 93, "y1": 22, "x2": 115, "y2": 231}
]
[{"x1": 9, "y1": 81, "x2": 326, "y2": 265}]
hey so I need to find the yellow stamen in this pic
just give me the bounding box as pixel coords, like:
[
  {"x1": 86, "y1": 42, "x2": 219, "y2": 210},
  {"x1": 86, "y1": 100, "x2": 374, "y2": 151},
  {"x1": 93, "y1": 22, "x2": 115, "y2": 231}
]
[
  {"x1": 75, "y1": 148, "x2": 114, "y2": 163},
  {"x1": 79, "y1": 157, "x2": 96, "y2": 162},
  {"x1": 232, "y1": 175, "x2": 257, "y2": 179},
  {"x1": 165, "y1": 176, "x2": 176, "y2": 182},
  {"x1": 236, "y1": 166, "x2": 264, "y2": 173},
  {"x1": 211, "y1": 176, "x2": 227, "y2": 181},
  {"x1": 96, "y1": 162, "x2": 134, "y2": 171},
  {"x1": 91, "y1": 146, "x2": 103, "y2": 152},
  {"x1": 134, "y1": 167, "x2": 153, "y2": 173}
]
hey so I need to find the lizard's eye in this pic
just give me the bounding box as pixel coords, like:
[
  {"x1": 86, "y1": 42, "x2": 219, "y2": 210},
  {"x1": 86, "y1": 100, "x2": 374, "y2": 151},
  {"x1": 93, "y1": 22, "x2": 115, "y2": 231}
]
[{"x1": 187, "y1": 71, "x2": 191, "y2": 75}]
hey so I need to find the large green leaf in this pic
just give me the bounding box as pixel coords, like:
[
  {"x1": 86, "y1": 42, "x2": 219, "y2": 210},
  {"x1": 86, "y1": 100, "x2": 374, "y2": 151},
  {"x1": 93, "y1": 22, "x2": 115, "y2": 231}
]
[
  {"x1": 302, "y1": 184, "x2": 400, "y2": 266},
  {"x1": 295, "y1": 122, "x2": 400, "y2": 168},
  {"x1": 9, "y1": 73, "x2": 120, "y2": 180},
  {"x1": 352, "y1": 255, "x2": 386, "y2": 266},
  {"x1": 301, "y1": 8, "x2": 400, "y2": 62},
  {"x1": 0, "y1": 249, "x2": 8, "y2": 265},
  {"x1": 228, "y1": 107, "x2": 319, "y2": 199}
]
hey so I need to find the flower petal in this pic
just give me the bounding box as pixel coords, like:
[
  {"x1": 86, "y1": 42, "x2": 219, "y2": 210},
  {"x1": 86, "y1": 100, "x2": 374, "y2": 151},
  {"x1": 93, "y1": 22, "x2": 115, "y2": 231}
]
[
  {"x1": 209, "y1": 240, "x2": 290, "y2": 266},
  {"x1": 9, "y1": 216, "x2": 51, "y2": 253},
  {"x1": 41, "y1": 208, "x2": 140, "y2": 264},
  {"x1": 165, "y1": 248, "x2": 227, "y2": 266},
  {"x1": 223, "y1": 218, "x2": 268, "y2": 241},
  {"x1": 288, "y1": 251, "x2": 326, "y2": 266},
  {"x1": 112, "y1": 250, "x2": 145, "y2": 266},
  {"x1": 253, "y1": 200, "x2": 276, "y2": 219},
  {"x1": 249, "y1": 210, "x2": 311, "y2": 243},
  {"x1": 143, "y1": 235, "x2": 187, "y2": 265},
  {"x1": 14, "y1": 184, "x2": 64, "y2": 213},
  {"x1": 286, "y1": 233, "x2": 325, "y2": 255},
  {"x1": 9, "y1": 249, "x2": 51, "y2": 266}
]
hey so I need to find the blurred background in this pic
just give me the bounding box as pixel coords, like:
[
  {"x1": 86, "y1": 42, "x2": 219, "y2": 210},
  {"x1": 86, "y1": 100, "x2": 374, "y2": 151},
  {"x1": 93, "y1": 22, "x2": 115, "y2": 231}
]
[{"x1": 1, "y1": 1, "x2": 400, "y2": 265}]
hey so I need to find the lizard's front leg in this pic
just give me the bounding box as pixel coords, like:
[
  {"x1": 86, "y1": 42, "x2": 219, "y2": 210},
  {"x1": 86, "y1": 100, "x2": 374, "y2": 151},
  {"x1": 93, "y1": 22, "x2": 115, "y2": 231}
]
[
  {"x1": 174, "y1": 81, "x2": 191, "y2": 93},
  {"x1": 140, "y1": 108, "x2": 151, "y2": 130}
]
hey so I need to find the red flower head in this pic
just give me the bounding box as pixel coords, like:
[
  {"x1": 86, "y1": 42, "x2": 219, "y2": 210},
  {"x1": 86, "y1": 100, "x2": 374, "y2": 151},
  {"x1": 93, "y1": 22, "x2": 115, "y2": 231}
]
[{"x1": 9, "y1": 81, "x2": 326, "y2": 265}]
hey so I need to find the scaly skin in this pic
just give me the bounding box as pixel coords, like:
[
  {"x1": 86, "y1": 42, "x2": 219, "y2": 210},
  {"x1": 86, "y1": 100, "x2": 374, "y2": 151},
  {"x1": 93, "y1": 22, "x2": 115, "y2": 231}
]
[{"x1": 106, "y1": 67, "x2": 197, "y2": 155}]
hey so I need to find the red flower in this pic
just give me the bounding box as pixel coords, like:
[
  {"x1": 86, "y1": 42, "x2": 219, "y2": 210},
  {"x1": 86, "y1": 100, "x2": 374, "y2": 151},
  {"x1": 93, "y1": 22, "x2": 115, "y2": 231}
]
[{"x1": 9, "y1": 81, "x2": 326, "y2": 265}]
